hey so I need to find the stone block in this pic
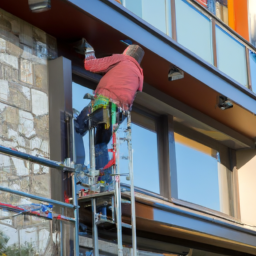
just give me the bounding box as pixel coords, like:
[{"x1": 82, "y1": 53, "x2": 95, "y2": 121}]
[
  {"x1": 0, "y1": 63, "x2": 18, "y2": 82},
  {"x1": 0, "y1": 103, "x2": 19, "y2": 128},
  {"x1": 0, "y1": 38, "x2": 6, "y2": 53},
  {"x1": 8, "y1": 82, "x2": 31, "y2": 111},
  {"x1": 20, "y1": 58, "x2": 33, "y2": 85},
  {"x1": 0, "y1": 79, "x2": 9, "y2": 101},
  {"x1": 6, "y1": 41, "x2": 22, "y2": 57},
  {"x1": 31, "y1": 173, "x2": 51, "y2": 198},
  {"x1": 34, "y1": 63, "x2": 48, "y2": 91},
  {"x1": 18, "y1": 109, "x2": 36, "y2": 138},
  {"x1": 11, "y1": 157, "x2": 29, "y2": 176},
  {"x1": 0, "y1": 53, "x2": 18, "y2": 69},
  {"x1": 34, "y1": 115, "x2": 49, "y2": 139},
  {"x1": 31, "y1": 89, "x2": 48, "y2": 116},
  {"x1": 20, "y1": 21, "x2": 33, "y2": 48},
  {"x1": 33, "y1": 27, "x2": 47, "y2": 44}
]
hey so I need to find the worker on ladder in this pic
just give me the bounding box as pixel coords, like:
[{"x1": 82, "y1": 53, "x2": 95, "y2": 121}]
[{"x1": 74, "y1": 39, "x2": 144, "y2": 256}]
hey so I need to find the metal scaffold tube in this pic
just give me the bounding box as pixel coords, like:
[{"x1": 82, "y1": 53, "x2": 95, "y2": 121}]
[
  {"x1": 127, "y1": 112, "x2": 137, "y2": 256},
  {"x1": 89, "y1": 118, "x2": 99, "y2": 256},
  {"x1": 0, "y1": 185, "x2": 75, "y2": 209},
  {"x1": 71, "y1": 117, "x2": 80, "y2": 256},
  {"x1": 0, "y1": 145, "x2": 75, "y2": 172}
]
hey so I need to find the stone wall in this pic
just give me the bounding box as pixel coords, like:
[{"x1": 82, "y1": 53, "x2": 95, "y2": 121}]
[
  {"x1": 0, "y1": 8, "x2": 59, "y2": 255},
  {"x1": 0, "y1": 9, "x2": 57, "y2": 202}
]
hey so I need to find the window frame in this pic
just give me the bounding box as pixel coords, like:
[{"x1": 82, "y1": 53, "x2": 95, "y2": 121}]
[
  {"x1": 170, "y1": 118, "x2": 240, "y2": 220},
  {"x1": 72, "y1": 73, "x2": 241, "y2": 222}
]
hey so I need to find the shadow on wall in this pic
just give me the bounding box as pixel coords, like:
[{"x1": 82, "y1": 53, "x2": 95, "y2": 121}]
[{"x1": 236, "y1": 148, "x2": 256, "y2": 169}]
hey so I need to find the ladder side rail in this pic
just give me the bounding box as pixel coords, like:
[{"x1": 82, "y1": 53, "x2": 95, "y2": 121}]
[{"x1": 127, "y1": 112, "x2": 137, "y2": 256}]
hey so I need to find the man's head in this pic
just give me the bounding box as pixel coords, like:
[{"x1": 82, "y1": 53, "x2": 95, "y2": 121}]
[{"x1": 123, "y1": 45, "x2": 145, "y2": 64}]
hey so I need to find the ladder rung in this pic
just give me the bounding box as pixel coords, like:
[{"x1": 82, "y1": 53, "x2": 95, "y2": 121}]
[{"x1": 122, "y1": 222, "x2": 132, "y2": 229}]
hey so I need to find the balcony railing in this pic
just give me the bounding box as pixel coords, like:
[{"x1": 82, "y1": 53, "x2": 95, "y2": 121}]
[{"x1": 121, "y1": 0, "x2": 256, "y2": 93}]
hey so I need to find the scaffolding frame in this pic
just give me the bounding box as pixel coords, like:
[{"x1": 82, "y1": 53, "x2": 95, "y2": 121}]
[
  {"x1": 0, "y1": 145, "x2": 80, "y2": 256},
  {"x1": 78, "y1": 105, "x2": 137, "y2": 256}
]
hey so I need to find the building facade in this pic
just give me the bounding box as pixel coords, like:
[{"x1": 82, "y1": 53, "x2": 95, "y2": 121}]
[{"x1": 0, "y1": 0, "x2": 256, "y2": 255}]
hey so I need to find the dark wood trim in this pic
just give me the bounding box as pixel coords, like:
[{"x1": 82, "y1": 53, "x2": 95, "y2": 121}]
[
  {"x1": 212, "y1": 19, "x2": 217, "y2": 67},
  {"x1": 171, "y1": 0, "x2": 177, "y2": 41},
  {"x1": 157, "y1": 115, "x2": 172, "y2": 199},
  {"x1": 246, "y1": 47, "x2": 253, "y2": 91}
]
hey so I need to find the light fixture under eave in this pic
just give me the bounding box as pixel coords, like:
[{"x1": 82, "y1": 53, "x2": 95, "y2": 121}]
[
  {"x1": 168, "y1": 66, "x2": 184, "y2": 81},
  {"x1": 28, "y1": 0, "x2": 51, "y2": 13},
  {"x1": 217, "y1": 95, "x2": 233, "y2": 110}
]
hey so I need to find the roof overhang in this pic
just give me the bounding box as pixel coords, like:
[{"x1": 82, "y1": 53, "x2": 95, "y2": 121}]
[{"x1": 1, "y1": 0, "x2": 256, "y2": 143}]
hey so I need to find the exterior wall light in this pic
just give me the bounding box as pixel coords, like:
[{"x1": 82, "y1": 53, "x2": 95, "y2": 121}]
[
  {"x1": 28, "y1": 0, "x2": 51, "y2": 12},
  {"x1": 168, "y1": 66, "x2": 184, "y2": 81},
  {"x1": 218, "y1": 95, "x2": 233, "y2": 110}
]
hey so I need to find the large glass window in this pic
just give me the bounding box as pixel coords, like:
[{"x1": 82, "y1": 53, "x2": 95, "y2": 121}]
[
  {"x1": 72, "y1": 82, "x2": 93, "y2": 167},
  {"x1": 216, "y1": 25, "x2": 248, "y2": 87},
  {"x1": 122, "y1": 0, "x2": 170, "y2": 35},
  {"x1": 175, "y1": 0, "x2": 213, "y2": 64},
  {"x1": 174, "y1": 132, "x2": 232, "y2": 215},
  {"x1": 120, "y1": 111, "x2": 160, "y2": 194}
]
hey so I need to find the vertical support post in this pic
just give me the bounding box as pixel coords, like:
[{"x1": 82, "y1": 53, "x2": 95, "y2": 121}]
[
  {"x1": 89, "y1": 118, "x2": 99, "y2": 256},
  {"x1": 127, "y1": 112, "x2": 137, "y2": 256},
  {"x1": 246, "y1": 47, "x2": 253, "y2": 90},
  {"x1": 113, "y1": 105, "x2": 123, "y2": 256},
  {"x1": 212, "y1": 19, "x2": 218, "y2": 67},
  {"x1": 171, "y1": 0, "x2": 177, "y2": 41},
  {"x1": 72, "y1": 171, "x2": 79, "y2": 256},
  {"x1": 71, "y1": 117, "x2": 80, "y2": 256}
]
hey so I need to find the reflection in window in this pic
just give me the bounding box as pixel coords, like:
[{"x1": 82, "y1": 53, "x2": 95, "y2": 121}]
[
  {"x1": 123, "y1": 0, "x2": 170, "y2": 35},
  {"x1": 120, "y1": 113, "x2": 160, "y2": 194},
  {"x1": 174, "y1": 133, "x2": 231, "y2": 214},
  {"x1": 72, "y1": 82, "x2": 93, "y2": 167},
  {"x1": 175, "y1": 0, "x2": 213, "y2": 64},
  {"x1": 249, "y1": 51, "x2": 256, "y2": 92},
  {"x1": 196, "y1": 0, "x2": 229, "y2": 26},
  {"x1": 249, "y1": 0, "x2": 256, "y2": 47},
  {"x1": 216, "y1": 26, "x2": 248, "y2": 87}
]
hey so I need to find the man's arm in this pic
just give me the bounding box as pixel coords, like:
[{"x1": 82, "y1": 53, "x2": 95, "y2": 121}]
[{"x1": 84, "y1": 54, "x2": 125, "y2": 73}]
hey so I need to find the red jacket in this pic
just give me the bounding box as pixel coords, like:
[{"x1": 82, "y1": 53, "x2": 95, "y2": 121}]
[{"x1": 84, "y1": 54, "x2": 144, "y2": 110}]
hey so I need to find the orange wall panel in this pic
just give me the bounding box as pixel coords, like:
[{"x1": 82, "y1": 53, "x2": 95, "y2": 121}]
[
  {"x1": 233, "y1": 0, "x2": 249, "y2": 41},
  {"x1": 228, "y1": 0, "x2": 235, "y2": 30}
]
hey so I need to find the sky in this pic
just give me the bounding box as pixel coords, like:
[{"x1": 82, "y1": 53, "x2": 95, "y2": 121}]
[{"x1": 72, "y1": 82, "x2": 222, "y2": 212}]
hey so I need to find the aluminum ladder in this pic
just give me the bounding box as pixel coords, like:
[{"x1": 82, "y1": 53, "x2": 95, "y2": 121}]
[{"x1": 87, "y1": 107, "x2": 137, "y2": 256}]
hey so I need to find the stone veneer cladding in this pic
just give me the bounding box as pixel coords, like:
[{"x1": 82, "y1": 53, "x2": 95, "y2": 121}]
[{"x1": 0, "y1": 9, "x2": 60, "y2": 255}]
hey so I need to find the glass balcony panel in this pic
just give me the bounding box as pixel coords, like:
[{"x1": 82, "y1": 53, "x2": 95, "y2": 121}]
[
  {"x1": 175, "y1": 0, "x2": 213, "y2": 64},
  {"x1": 249, "y1": 50, "x2": 256, "y2": 92},
  {"x1": 216, "y1": 26, "x2": 248, "y2": 87},
  {"x1": 124, "y1": 0, "x2": 168, "y2": 34},
  {"x1": 125, "y1": 0, "x2": 142, "y2": 18}
]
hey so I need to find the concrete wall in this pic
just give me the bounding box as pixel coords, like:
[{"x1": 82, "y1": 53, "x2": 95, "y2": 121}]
[{"x1": 236, "y1": 149, "x2": 256, "y2": 226}]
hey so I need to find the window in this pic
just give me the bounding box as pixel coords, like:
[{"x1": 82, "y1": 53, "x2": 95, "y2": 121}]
[
  {"x1": 72, "y1": 81, "x2": 160, "y2": 194},
  {"x1": 72, "y1": 82, "x2": 93, "y2": 167},
  {"x1": 120, "y1": 110, "x2": 160, "y2": 194},
  {"x1": 173, "y1": 129, "x2": 233, "y2": 215}
]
